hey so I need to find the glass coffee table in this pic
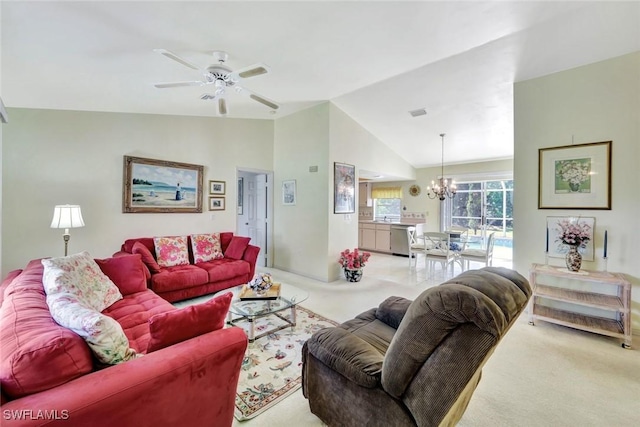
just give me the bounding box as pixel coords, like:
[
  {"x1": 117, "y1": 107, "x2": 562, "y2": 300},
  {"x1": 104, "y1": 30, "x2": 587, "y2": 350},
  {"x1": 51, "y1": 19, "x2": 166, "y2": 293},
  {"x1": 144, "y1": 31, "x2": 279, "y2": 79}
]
[{"x1": 227, "y1": 282, "x2": 309, "y2": 342}]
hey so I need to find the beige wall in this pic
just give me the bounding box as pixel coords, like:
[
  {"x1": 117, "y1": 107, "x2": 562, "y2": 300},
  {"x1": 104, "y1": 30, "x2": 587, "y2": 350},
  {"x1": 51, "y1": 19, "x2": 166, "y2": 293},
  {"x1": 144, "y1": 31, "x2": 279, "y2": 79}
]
[
  {"x1": 514, "y1": 52, "x2": 640, "y2": 330},
  {"x1": 273, "y1": 103, "x2": 330, "y2": 280},
  {"x1": 1, "y1": 108, "x2": 274, "y2": 273}
]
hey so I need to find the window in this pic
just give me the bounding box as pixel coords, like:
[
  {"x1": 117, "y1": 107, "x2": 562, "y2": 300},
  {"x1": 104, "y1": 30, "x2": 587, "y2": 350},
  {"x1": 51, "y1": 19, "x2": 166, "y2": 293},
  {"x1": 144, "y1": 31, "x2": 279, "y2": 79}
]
[
  {"x1": 374, "y1": 198, "x2": 401, "y2": 222},
  {"x1": 371, "y1": 186, "x2": 402, "y2": 222}
]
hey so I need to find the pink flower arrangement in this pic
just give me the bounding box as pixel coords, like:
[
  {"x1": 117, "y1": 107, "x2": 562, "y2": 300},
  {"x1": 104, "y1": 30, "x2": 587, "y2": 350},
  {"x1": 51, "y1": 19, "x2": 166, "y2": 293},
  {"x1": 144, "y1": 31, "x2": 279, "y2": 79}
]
[
  {"x1": 557, "y1": 218, "x2": 591, "y2": 247},
  {"x1": 338, "y1": 248, "x2": 371, "y2": 270}
]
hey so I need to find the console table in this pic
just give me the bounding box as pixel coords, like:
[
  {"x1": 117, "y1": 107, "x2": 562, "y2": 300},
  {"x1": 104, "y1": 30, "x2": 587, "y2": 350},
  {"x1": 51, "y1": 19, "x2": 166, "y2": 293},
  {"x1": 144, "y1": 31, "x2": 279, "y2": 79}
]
[{"x1": 528, "y1": 263, "x2": 631, "y2": 348}]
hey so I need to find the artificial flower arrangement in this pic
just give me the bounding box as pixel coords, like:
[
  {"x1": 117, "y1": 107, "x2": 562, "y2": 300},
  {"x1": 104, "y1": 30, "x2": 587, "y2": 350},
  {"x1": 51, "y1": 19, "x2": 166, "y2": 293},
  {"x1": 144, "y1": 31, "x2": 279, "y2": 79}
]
[
  {"x1": 557, "y1": 160, "x2": 590, "y2": 185},
  {"x1": 556, "y1": 218, "x2": 591, "y2": 247},
  {"x1": 338, "y1": 248, "x2": 371, "y2": 270},
  {"x1": 248, "y1": 273, "x2": 274, "y2": 294}
]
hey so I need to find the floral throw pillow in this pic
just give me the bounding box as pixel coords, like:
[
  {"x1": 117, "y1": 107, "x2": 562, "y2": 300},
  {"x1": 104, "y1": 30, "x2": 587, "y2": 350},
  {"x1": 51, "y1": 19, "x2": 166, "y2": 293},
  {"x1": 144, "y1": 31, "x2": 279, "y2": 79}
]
[
  {"x1": 46, "y1": 293, "x2": 140, "y2": 364},
  {"x1": 153, "y1": 236, "x2": 190, "y2": 267},
  {"x1": 41, "y1": 251, "x2": 122, "y2": 312},
  {"x1": 190, "y1": 233, "x2": 224, "y2": 263}
]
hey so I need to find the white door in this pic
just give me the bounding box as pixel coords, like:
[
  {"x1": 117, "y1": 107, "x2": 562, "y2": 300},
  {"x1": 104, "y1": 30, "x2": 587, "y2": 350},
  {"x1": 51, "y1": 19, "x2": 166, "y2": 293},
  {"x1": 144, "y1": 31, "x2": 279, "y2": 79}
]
[
  {"x1": 255, "y1": 174, "x2": 268, "y2": 266},
  {"x1": 240, "y1": 173, "x2": 269, "y2": 267}
]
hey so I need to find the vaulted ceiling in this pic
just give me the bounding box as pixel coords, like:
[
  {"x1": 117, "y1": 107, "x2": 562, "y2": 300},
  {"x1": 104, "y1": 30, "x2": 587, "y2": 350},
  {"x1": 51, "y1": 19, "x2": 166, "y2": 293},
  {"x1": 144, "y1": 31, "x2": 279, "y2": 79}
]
[{"x1": 3, "y1": 1, "x2": 639, "y2": 168}]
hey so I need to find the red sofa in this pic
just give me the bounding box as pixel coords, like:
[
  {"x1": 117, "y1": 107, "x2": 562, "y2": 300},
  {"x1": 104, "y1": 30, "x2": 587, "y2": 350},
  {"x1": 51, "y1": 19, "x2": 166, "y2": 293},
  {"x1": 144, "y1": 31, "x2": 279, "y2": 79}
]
[
  {"x1": 0, "y1": 255, "x2": 247, "y2": 427},
  {"x1": 115, "y1": 232, "x2": 259, "y2": 302}
]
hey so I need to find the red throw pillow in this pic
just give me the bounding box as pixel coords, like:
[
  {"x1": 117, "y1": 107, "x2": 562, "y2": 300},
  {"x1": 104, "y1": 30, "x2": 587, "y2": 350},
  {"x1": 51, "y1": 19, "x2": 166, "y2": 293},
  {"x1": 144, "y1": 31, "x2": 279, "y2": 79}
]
[
  {"x1": 95, "y1": 254, "x2": 148, "y2": 295},
  {"x1": 225, "y1": 236, "x2": 251, "y2": 260},
  {"x1": 132, "y1": 241, "x2": 161, "y2": 273},
  {"x1": 146, "y1": 292, "x2": 233, "y2": 353}
]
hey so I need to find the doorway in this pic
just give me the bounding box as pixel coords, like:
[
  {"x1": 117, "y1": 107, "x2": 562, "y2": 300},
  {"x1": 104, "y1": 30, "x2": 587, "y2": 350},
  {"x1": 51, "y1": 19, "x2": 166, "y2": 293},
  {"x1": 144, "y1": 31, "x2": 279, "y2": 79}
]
[
  {"x1": 236, "y1": 169, "x2": 273, "y2": 267},
  {"x1": 442, "y1": 177, "x2": 513, "y2": 260}
]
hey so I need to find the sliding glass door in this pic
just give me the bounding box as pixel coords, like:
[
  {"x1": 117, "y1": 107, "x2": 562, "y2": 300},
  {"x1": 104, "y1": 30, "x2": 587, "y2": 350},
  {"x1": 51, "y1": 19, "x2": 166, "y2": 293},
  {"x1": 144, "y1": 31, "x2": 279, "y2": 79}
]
[{"x1": 442, "y1": 178, "x2": 513, "y2": 258}]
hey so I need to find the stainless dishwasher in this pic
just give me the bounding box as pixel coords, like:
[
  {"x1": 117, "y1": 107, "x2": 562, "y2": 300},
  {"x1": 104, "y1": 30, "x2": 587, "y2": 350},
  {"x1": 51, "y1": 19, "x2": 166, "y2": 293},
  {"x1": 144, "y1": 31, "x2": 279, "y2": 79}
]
[{"x1": 391, "y1": 225, "x2": 410, "y2": 256}]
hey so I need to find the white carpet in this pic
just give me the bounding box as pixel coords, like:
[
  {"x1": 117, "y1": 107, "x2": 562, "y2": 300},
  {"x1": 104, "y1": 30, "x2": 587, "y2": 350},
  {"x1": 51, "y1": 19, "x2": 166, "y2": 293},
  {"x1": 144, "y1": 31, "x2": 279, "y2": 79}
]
[{"x1": 203, "y1": 253, "x2": 639, "y2": 427}]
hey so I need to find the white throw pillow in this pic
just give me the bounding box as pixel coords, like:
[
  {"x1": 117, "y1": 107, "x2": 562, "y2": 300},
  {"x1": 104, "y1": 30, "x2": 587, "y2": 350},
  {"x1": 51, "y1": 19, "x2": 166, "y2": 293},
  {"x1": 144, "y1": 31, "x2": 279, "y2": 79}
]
[
  {"x1": 42, "y1": 251, "x2": 122, "y2": 311},
  {"x1": 46, "y1": 293, "x2": 140, "y2": 364}
]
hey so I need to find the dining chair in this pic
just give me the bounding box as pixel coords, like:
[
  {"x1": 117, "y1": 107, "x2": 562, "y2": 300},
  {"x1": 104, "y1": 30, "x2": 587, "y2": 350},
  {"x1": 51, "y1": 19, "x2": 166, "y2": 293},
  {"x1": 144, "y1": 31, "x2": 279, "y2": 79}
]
[
  {"x1": 414, "y1": 223, "x2": 426, "y2": 246},
  {"x1": 423, "y1": 232, "x2": 455, "y2": 277},
  {"x1": 459, "y1": 232, "x2": 496, "y2": 271},
  {"x1": 407, "y1": 226, "x2": 426, "y2": 269},
  {"x1": 448, "y1": 226, "x2": 469, "y2": 252}
]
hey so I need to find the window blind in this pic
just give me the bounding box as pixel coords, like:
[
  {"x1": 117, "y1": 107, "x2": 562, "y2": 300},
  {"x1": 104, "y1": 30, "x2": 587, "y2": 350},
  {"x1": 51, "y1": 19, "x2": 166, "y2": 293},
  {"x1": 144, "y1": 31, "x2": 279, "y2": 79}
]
[{"x1": 371, "y1": 186, "x2": 402, "y2": 199}]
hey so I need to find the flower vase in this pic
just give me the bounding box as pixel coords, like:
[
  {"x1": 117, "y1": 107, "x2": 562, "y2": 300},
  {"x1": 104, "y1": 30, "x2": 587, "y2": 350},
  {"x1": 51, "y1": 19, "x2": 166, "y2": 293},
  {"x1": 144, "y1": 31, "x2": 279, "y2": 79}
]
[
  {"x1": 344, "y1": 268, "x2": 363, "y2": 282},
  {"x1": 569, "y1": 182, "x2": 581, "y2": 192},
  {"x1": 565, "y1": 245, "x2": 582, "y2": 272}
]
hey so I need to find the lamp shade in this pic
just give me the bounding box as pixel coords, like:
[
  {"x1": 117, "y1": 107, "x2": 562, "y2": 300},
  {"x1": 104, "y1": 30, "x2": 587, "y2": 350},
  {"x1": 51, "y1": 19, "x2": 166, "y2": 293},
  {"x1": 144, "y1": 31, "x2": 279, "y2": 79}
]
[{"x1": 50, "y1": 205, "x2": 85, "y2": 229}]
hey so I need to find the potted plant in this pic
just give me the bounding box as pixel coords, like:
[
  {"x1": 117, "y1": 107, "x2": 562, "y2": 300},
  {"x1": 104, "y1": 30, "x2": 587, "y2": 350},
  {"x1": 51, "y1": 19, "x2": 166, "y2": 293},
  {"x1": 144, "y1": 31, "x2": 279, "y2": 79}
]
[
  {"x1": 338, "y1": 248, "x2": 371, "y2": 282},
  {"x1": 556, "y1": 218, "x2": 591, "y2": 271}
]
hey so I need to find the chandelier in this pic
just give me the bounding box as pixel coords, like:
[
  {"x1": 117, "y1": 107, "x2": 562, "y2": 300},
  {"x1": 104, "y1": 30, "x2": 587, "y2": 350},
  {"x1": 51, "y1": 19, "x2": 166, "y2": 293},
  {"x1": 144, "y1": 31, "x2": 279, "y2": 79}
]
[{"x1": 426, "y1": 133, "x2": 457, "y2": 200}]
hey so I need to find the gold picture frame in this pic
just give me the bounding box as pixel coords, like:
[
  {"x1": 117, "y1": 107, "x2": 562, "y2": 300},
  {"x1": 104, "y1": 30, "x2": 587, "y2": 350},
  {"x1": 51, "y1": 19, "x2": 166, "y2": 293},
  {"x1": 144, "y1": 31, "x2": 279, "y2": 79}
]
[
  {"x1": 123, "y1": 156, "x2": 203, "y2": 213},
  {"x1": 209, "y1": 197, "x2": 225, "y2": 211},
  {"x1": 538, "y1": 141, "x2": 611, "y2": 210},
  {"x1": 209, "y1": 180, "x2": 226, "y2": 195}
]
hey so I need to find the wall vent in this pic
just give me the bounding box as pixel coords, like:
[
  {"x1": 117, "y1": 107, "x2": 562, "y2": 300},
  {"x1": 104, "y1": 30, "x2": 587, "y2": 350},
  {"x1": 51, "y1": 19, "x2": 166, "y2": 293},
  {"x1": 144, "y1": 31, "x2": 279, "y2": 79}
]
[{"x1": 409, "y1": 108, "x2": 427, "y2": 117}]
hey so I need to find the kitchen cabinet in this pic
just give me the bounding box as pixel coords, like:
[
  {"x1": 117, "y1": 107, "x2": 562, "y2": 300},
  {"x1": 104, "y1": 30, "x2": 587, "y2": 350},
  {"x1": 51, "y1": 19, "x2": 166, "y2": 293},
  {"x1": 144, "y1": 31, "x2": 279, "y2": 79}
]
[
  {"x1": 375, "y1": 224, "x2": 391, "y2": 252},
  {"x1": 528, "y1": 263, "x2": 631, "y2": 348},
  {"x1": 359, "y1": 222, "x2": 391, "y2": 253},
  {"x1": 360, "y1": 223, "x2": 376, "y2": 250},
  {"x1": 359, "y1": 183, "x2": 372, "y2": 207}
]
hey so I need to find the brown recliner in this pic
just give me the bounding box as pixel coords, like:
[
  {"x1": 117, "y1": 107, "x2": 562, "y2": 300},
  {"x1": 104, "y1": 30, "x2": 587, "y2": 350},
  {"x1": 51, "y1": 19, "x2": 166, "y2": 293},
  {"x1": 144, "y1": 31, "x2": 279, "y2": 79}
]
[{"x1": 302, "y1": 267, "x2": 531, "y2": 427}]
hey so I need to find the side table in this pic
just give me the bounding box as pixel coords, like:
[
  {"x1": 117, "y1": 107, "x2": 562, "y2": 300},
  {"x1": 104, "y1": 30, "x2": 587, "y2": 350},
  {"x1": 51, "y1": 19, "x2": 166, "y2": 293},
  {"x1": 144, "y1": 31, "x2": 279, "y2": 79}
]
[{"x1": 528, "y1": 263, "x2": 631, "y2": 349}]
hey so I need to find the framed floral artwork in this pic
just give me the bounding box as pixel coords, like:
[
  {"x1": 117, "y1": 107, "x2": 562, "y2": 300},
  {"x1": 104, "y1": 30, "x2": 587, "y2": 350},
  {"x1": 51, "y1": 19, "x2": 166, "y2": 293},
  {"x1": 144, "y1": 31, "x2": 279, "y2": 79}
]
[
  {"x1": 538, "y1": 141, "x2": 611, "y2": 209},
  {"x1": 123, "y1": 156, "x2": 203, "y2": 213},
  {"x1": 547, "y1": 216, "x2": 595, "y2": 261},
  {"x1": 334, "y1": 162, "x2": 356, "y2": 214}
]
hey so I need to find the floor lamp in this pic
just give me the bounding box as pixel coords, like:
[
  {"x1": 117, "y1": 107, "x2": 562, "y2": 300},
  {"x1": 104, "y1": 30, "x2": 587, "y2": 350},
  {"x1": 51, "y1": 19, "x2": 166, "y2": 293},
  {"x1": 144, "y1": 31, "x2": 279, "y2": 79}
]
[{"x1": 50, "y1": 205, "x2": 85, "y2": 256}]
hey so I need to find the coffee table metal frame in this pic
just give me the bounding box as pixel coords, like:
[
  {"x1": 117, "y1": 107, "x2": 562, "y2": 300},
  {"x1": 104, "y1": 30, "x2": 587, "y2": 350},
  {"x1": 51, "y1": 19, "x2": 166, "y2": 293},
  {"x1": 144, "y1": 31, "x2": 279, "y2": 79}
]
[{"x1": 227, "y1": 285, "x2": 307, "y2": 342}]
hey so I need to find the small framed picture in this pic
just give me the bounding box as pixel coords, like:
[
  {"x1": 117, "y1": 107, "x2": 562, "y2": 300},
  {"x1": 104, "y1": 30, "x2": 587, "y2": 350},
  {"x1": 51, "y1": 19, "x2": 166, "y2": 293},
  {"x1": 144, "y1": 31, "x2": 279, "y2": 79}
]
[
  {"x1": 209, "y1": 180, "x2": 226, "y2": 195},
  {"x1": 282, "y1": 180, "x2": 296, "y2": 205},
  {"x1": 209, "y1": 197, "x2": 225, "y2": 211}
]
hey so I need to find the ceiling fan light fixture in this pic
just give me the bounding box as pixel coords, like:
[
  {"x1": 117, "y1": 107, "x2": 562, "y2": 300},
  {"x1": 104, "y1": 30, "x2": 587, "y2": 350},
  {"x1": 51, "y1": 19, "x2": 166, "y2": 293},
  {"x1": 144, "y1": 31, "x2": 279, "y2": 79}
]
[{"x1": 154, "y1": 48, "x2": 279, "y2": 115}]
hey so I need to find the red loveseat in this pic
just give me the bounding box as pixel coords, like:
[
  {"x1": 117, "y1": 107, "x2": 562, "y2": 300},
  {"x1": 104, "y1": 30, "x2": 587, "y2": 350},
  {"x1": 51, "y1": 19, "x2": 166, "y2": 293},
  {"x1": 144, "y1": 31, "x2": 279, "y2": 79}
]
[
  {"x1": 0, "y1": 255, "x2": 247, "y2": 427},
  {"x1": 115, "y1": 232, "x2": 259, "y2": 302}
]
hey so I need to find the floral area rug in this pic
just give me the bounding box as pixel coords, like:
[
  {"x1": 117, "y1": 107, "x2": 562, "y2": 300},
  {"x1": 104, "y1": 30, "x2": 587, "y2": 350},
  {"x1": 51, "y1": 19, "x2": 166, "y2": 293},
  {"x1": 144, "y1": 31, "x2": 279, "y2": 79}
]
[{"x1": 232, "y1": 306, "x2": 338, "y2": 421}]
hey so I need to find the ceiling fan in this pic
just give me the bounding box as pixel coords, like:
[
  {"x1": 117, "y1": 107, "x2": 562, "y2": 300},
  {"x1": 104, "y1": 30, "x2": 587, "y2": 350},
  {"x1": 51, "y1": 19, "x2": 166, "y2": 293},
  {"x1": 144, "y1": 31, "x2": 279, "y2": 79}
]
[{"x1": 153, "y1": 49, "x2": 279, "y2": 116}]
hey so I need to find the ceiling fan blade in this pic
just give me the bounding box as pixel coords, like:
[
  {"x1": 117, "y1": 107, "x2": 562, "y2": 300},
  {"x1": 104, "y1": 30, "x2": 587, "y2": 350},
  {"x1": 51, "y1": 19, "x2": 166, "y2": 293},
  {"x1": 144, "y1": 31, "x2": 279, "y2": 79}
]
[
  {"x1": 218, "y1": 98, "x2": 228, "y2": 116},
  {"x1": 227, "y1": 63, "x2": 270, "y2": 82},
  {"x1": 153, "y1": 49, "x2": 200, "y2": 70},
  {"x1": 154, "y1": 81, "x2": 204, "y2": 89},
  {"x1": 200, "y1": 93, "x2": 216, "y2": 100},
  {"x1": 236, "y1": 86, "x2": 279, "y2": 110}
]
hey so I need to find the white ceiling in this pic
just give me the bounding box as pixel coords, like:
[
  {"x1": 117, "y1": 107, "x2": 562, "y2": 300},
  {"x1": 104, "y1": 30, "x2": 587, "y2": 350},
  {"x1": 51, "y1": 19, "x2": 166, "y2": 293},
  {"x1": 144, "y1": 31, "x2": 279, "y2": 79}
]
[{"x1": 3, "y1": 1, "x2": 639, "y2": 169}]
